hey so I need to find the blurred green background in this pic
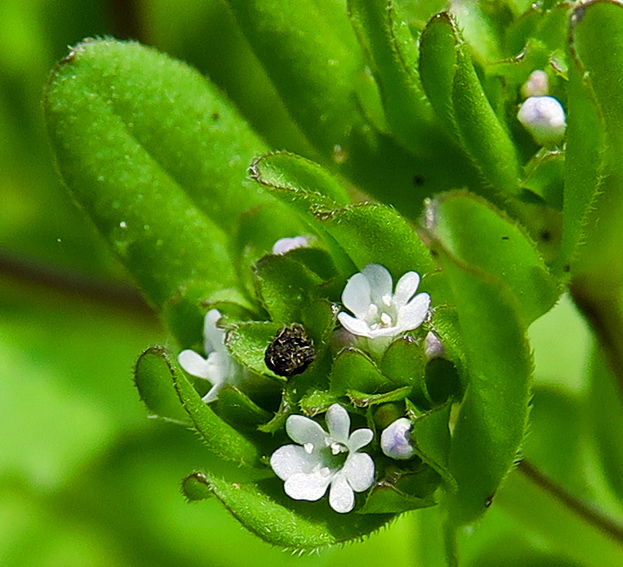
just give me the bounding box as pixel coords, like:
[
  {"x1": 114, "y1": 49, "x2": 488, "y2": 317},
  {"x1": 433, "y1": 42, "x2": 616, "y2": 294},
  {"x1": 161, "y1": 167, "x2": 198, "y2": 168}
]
[{"x1": 0, "y1": 0, "x2": 600, "y2": 565}]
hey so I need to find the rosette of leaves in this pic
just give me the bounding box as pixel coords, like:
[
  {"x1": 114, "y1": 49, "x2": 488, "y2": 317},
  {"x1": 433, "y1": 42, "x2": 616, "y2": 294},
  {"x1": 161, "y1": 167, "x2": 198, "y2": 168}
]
[{"x1": 43, "y1": 0, "x2": 623, "y2": 562}]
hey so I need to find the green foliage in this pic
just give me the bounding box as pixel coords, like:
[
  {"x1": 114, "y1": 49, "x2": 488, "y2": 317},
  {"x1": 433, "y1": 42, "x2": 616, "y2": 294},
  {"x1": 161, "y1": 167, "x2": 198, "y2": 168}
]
[{"x1": 29, "y1": 0, "x2": 623, "y2": 565}]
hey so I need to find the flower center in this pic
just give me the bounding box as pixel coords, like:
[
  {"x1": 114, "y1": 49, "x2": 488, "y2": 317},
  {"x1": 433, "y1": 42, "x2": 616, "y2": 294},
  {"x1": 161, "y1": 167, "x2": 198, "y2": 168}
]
[
  {"x1": 319, "y1": 441, "x2": 349, "y2": 470},
  {"x1": 365, "y1": 298, "x2": 398, "y2": 330}
]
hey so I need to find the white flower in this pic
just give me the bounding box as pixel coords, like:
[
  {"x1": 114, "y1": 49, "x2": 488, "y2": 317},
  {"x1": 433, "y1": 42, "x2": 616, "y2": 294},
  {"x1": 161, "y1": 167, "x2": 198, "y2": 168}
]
[
  {"x1": 517, "y1": 96, "x2": 566, "y2": 146},
  {"x1": 272, "y1": 235, "x2": 309, "y2": 255},
  {"x1": 177, "y1": 309, "x2": 241, "y2": 403},
  {"x1": 338, "y1": 264, "x2": 431, "y2": 340},
  {"x1": 521, "y1": 70, "x2": 549, "y2": 98},
  {"x1": 381, "y1": 417, "x2": 416, "y2": 460},
  {"x1": 270, "y1": 404, "x2": 375, "y2": 513}
]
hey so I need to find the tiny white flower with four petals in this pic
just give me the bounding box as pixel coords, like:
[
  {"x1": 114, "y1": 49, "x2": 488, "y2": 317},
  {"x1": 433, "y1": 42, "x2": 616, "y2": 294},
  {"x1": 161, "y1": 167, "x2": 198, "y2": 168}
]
[
  {"x1": 338, "y1": 263, "x2": 431, "y2": 340},
  {"x1": 270, "y1": 403, "x2": 375, "y2": 513},
  {"x1": 178, "y1": 309, "x2": 242, "y2": 403}
]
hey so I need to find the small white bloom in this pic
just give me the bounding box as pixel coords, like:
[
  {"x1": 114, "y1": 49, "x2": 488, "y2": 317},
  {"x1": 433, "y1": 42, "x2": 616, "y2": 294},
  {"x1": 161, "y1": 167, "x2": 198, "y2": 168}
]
[
  {"x1": 338, "y1": 264, "x2": 431, "y2": 340},
  {"x1": 270, "y1": 403, "x2": 375, "y2": 513},
  {"x1": 381, "y1": 417, "x2": 416, "y2": 460},
  {"x1": 272, "y1": 235, "x2": 309, "y2": 255},
  {"x1": 521, "y1": 70, "x2": 549, "y2": 98},
  {"x1": 177, "y1": 309, "x2": 241, "y2": 403},
  {"x1": 517, "y1": 96, "x2": 567, "y2": 146}
]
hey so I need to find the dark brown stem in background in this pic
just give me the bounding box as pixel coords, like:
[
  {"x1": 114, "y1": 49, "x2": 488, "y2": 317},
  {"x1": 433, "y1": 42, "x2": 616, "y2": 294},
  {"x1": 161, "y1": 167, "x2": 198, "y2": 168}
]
[
  {"x1": 570, "y1": 280, "x2": 623, "y2": 404},
  {"x1": 518, "y1": 459, "x2": 623, "y2": 544},
  {"x1": 0, "y1": 248, "x2": 156, "y2": 320}
]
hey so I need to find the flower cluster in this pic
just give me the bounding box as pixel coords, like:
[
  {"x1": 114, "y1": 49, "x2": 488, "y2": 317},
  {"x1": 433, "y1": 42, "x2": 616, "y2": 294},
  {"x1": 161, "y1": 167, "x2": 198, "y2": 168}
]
[{"x1": 179, "y1": 264, "x2": 432, "y2": 512}]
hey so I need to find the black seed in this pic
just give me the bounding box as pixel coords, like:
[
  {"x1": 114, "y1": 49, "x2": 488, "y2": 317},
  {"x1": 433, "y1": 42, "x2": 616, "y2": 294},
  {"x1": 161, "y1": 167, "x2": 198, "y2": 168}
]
[{"x1": 265, "y1": 324, "x2": 316, "y2": 377}]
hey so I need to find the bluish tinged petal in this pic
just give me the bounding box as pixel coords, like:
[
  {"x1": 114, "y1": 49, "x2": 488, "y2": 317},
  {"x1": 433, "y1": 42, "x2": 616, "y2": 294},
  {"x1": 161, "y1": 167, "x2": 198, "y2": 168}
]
[
  {"x1": 341, "y1": 272, "x2": 372, "y2": 319},
  {"x1": 286, "y1": 415, "x2": 329, "y2": 446},
  {"x1": 270, "y1": 444, "x2": 318, "y2": 480},
  {"x1": 284, "y1": 470, "x2": 332, "y2": 501},
  {"x1": 329, "y1": 472, "x2": 355, "y2": 513}
]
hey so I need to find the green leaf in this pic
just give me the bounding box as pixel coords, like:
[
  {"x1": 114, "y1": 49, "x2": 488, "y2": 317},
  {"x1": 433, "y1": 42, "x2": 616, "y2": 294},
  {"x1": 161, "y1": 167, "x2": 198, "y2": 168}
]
[
  {"x1": 330, "y1": 348, "x2": 388, "y2": 396},
  {"x1": 169, "y1": 352, "x2": 264, "y2": 467},
  {"x1": 565, "y1": 1, "x2": 623, "y2": 291},
  {"x1": 251, "y1": 153, "x2": 435, "y2": 278},
  {"x1": 133, "y1": 346, "x2": 191, "y2": 424},
  {"x1": 225, "y1": 321, "x2": 285, "y2": 381},
  {"x1": 44, "y1": 39, "x2": 265, "y2": 308},
  {"x1": 253, "y1": 254, "x2": 323, "y2": 325},
  {"x1": 250, "y1": 152, "x2": 351, "y2": 206},
  {"x1": 314, "y1": 202, "x2": 435, "y2": 280},
  {"x1": 419, "y1": 13, "x2": 521, "y2": 196},
  {"x1": 409, "y1": 402, "x2": 454, "y2": 487},
  {"x1": 427, "y1": 191, "x2": 559, "y2": 324},
  {"x1": 359, "y1": 465, "x2": 439, "y2": 514},
  {"x1": 429, "y1": 238, "x2": 532, "y2": 526},
  {"x1": 212, "y1": 385, "x2": 273, "y2": 433},
  {"x1": 381, "y1": 337, "x2": 429, "y2": 406},
  {"x1": 347, "y1": 0, "x2": 433, "y2": 150},
  {"x1": 181, "y1": 472, "x2": 394, "y2": 549}
]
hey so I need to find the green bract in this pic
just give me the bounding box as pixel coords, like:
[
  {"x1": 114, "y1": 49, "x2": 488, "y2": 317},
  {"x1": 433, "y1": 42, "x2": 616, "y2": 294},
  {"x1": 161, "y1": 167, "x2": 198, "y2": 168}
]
[{"x1": 42, "y1": 0, "x2": 623, "y2": 564}]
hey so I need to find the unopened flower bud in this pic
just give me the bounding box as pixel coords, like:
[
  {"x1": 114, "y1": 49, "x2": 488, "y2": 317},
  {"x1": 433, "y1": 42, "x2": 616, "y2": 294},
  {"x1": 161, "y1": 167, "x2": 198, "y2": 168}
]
[
  {"x1": 381, "y1": 417, "x2": 416, "y2": 460},
  {"x1": 521, "y1": 70, "x2": 549, "y2": 98},
  {"x1": 425, "y1": 331, "x2": 445, "y2": 360},
  {"x1": 517, "y1": 96, "x2": 566, "y2": 147}
]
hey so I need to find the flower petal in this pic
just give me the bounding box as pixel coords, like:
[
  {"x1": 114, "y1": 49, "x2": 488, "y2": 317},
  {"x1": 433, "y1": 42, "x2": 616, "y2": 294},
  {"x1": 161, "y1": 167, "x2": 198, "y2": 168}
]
[
  {"x1": 203, "y1": 309, "x2": 225, "y2": 353},
  {"x1": 342, "y1": 452, "x2": 375, "y2": 492},
  {"x1": 178, "y1": 349, "x2": 210, "y2": 379},
  {"x1": 338, "y1": 312, "x2": 374, "y2": 338},
  {"x1": 284, "y1": 470, "x2": 332, "y2": 501},
  {"x1": 361, "y1": 264, "x2": 393, "y2": 306},
  {"x1": 396, "y1": 292, "x2": 431, "y2": 332},
  {"x1": 201, "y1": 382, "x2": 222, "y2": 403},
  {"x1": 347, "y1": 428, "x2": 374, "y2": 452},
  {"x1": 329, "y1": 472, "x2": 356, "y2": 513},
  {"x1": 341, "y1": 272, "x2": 372, "y2": 318},
  {"x1": 393, "y1": 271, "x2": 420, "y2": 308},
  {"x1": 326, "y1": 404, "x2": 350, "y2": 444},
  {"x1": 270, "y1": 444, "x2": 317, "y2": 480},
  {"x1": 286, "y1": 415, "x2": 328, "y2": 446}
]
